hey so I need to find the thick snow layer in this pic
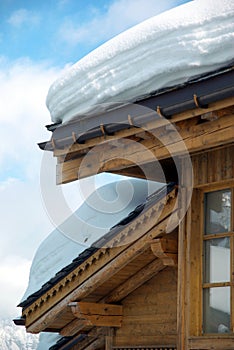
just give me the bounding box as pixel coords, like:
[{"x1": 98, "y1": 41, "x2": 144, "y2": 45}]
[
  {"x1": 22, "y1": 178, "x2": 161, "y2": 302},
  {"x1": 46, "y1": 0, "x2": 234, "y2": 124}
]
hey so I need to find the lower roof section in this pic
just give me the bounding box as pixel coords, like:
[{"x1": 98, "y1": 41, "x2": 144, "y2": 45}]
[{"x1": 17, "y1": 182, "x2": 178, "y2": 340}]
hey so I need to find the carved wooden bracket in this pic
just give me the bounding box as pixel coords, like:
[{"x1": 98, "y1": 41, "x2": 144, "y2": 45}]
[
  {"x1": 68, "y1": 302, "x2": 123, "y2": 328},
  {"x1": 150, "y1": 233, "x2": 178, "y2": 266}
]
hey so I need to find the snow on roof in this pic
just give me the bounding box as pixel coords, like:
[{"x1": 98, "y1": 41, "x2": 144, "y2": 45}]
[
  {"x1": 46, "y1": 0, "x2": 234, "y2": 124},
  {"x1": 21, "y1": 178, "x2": 161, "y2": 302}
]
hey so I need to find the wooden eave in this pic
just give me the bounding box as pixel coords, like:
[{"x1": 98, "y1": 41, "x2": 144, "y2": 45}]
[
  {"x1": 37, "y1": 66, "x2": 234, "y2": 185},
  {"x1": 57, "y1": 102, "x2": 233, "y2": 184},
  {"x1": 21, "y1": 186, "x2": 178, "y2": 336}
]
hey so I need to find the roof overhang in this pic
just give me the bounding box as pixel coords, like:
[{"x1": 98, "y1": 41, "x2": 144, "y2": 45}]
[
  {"x1": 38, "y1": 65, "x2": 234, "y2": 185},
  {"x1": 19, "y1": 185, "x2": 178, "y2": 342}
]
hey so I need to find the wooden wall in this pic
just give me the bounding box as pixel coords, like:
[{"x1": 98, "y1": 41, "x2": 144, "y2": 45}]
[
  {"x1": 192, "y1": 144, "x2": 234, "y2": 188},
  {"x1": 180, "y1": 144, "x2": 234, "y2": 350},
  {"x1": 113, "y1": 267, "x2": 177, "y2": 347}
]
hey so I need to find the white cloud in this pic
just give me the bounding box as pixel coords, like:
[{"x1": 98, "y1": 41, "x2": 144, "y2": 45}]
[
  {"x1": 0, "y1": 256, "x2": 31, "y2": 317},
  {"x1": 0, "y1": 58, "x2": 106, "y2": 317},
  {"x1": 0, "y1": 58, "x2": 66, "y2": 317},
  {"x1": 0, "y1": 58, "x2": 59, "y2": 171},
  {"x1": 7, "y1": 8, "x2": 40, "y2": 28},
  {"x1": 58, "y1": 0, "x2": 182, "y2": 47}
]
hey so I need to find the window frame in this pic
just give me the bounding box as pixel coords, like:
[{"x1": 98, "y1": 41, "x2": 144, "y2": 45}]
[{"x1": 201, "y1": 186, "x2": 234, "y2": 335}]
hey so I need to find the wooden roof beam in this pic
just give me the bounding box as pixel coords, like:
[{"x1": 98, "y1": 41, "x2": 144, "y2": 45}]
[
  {"x1": 68, "y1": 302, "x2": 123, "y2": 328},
  {"x1": 150, "y1": 231, "x2": 178, "y2": 266}
]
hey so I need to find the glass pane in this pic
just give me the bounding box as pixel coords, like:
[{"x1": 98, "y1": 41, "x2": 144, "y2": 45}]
[
  {"x1": 203, "y1": 287, "x2": 230, "y2": 333},
  {"x1": 203, "y1": 238, "x2": 230, "y2": 283},
  {"x1": 204, "y1": 190, "x2": 231, "y2": 235}
]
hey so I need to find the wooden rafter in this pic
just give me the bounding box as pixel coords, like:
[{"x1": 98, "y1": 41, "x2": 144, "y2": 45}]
[
  {"x1": 104, "y1": 258, "x2": 166, "y2": 303},
  {"x1": 60, "y1": 318, "x2": 91, "y2": 337}
]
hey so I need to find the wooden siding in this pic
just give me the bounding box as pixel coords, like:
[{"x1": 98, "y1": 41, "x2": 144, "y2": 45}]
[
  {"x1": 192, "y1": 144, "x2": 234, "y2": 188},
  {"x1": 113, "y1": 268, "x2": 177, "y2": 348},
  {"x1": 185, "y1": 144, "x2": 234, "y2": 349}
]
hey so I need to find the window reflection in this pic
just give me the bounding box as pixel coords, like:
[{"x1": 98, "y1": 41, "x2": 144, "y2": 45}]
[
  {"x1": 203, "y1": 287, "x2": 230, "y2": 334},
  {"x1": 205, "y1": 190, "x2": 231, "y2": 235},
  {"x1": 204, "y1": 238, "x2": 230, "y2": 283}
]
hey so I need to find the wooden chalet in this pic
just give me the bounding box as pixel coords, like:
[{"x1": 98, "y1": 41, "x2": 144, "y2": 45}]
[{"x1": 15, "y1": 64, "x2": 234, "y2": 350}]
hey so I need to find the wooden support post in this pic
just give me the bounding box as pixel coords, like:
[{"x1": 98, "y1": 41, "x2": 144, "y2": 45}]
[
  {"x1": 105, "y1": 328, "x2": 114, "y2": 350},
  {"x1": 177, "y1": 158, "x2": 192, "y2": 349},
  {"x1": 177, "y1": 215, "x2": 187, "y2": 349}
]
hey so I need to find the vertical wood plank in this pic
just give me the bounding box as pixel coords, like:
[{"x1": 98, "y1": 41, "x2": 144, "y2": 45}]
[
  {"x1": 177, "y1": 216, "x2": 187, "y2": 349},
  {"x1": 189, "y1": 188, "x2": 203, "y2": 336},
  {"x1": 177, "y1": 157, "x2": 190, "y2": 349},
  {"x1": 105, "y1": 327, "x2": 114, "y2": 350},
  {"x1": 192, "y1": 145, "x2": 234, "y2": 188},
  {"x1": 231, "y1": 188, "x2": 234, "y2": 333}
]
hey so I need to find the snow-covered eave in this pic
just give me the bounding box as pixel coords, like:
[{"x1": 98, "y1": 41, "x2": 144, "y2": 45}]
[{"x1": 39, "y1": 63, "x2": 234, "y2": 152}]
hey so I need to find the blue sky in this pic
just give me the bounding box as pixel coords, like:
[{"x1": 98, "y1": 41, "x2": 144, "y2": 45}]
[
  {"x1": 0, "y1": 0, "x2": 190, "y2": 66},
  {"x1": 0, "y1": 0, "x2": 191, "y2": 318}
]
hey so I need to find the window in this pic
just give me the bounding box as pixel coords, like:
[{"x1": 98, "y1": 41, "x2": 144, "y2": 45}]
[{"x1": 202, "y1": 188, "x2": 233, "y2": 334}]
